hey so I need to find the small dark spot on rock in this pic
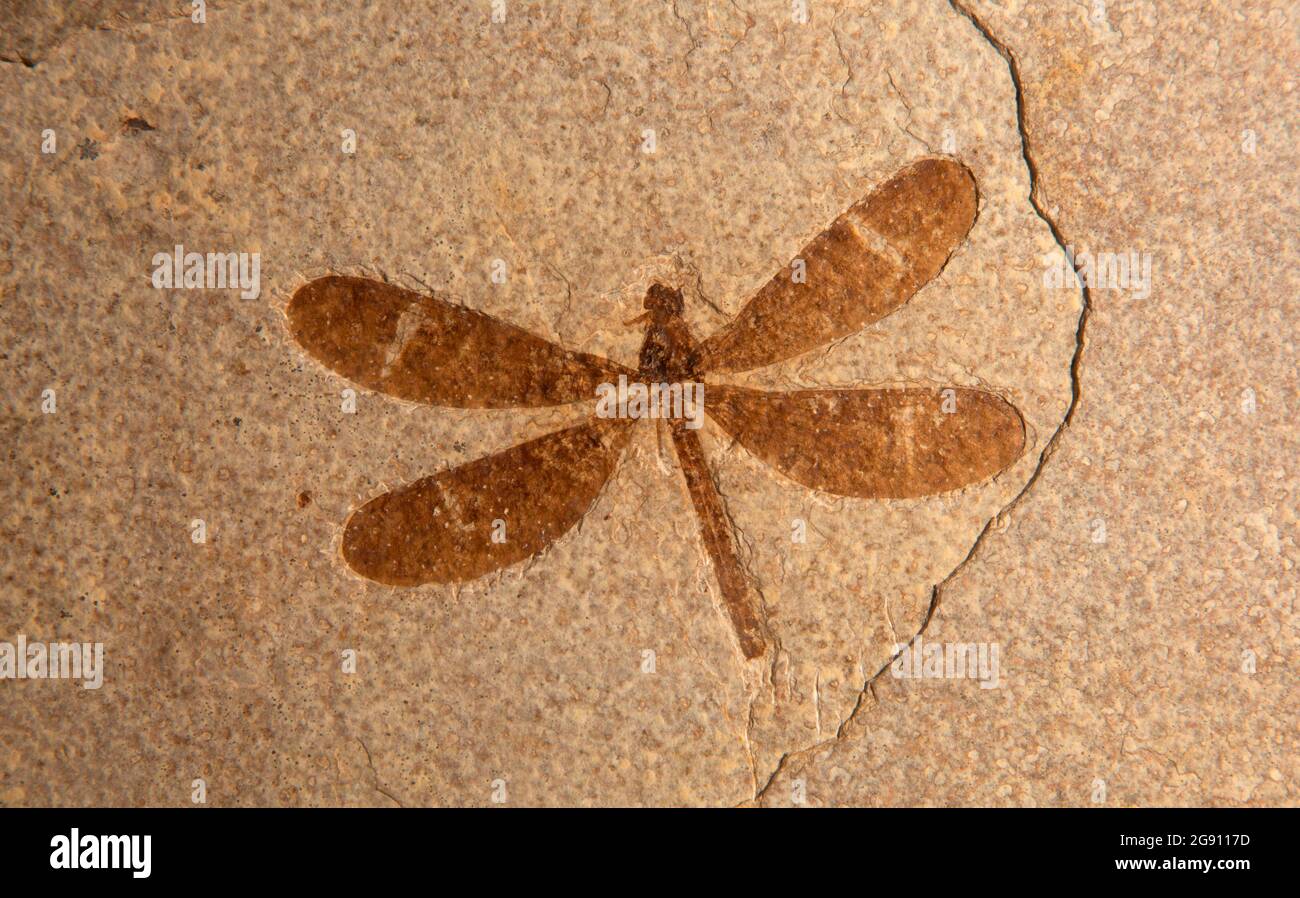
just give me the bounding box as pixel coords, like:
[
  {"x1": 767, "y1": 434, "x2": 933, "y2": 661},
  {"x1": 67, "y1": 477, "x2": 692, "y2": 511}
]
[
  {"x1": 297, "y1": 491, "x2": 312, "y2": 508},
  {"x1": 123, "y1": 116, "x2": 156, "y2": 133},
  {"x1": 76, "y1": 138, "x2": 99, "y2": 160},
  {"x1": 233, "y1": 417, "x2": 242, "y2": 427}
]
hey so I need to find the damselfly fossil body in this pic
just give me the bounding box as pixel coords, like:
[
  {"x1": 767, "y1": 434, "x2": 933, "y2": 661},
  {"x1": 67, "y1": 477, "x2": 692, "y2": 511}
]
[{"x1": 287, "y1": 157, "x2": 1025, "y2": 659}]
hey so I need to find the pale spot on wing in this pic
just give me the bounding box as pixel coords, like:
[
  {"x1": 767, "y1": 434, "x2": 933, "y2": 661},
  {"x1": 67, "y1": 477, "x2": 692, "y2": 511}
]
[
  {"x1": 381, "y1": 300, "x2": 432, "y2": 379},
  {"x1": 842, "y1": 215, "x2": 906, "y2": 272}
]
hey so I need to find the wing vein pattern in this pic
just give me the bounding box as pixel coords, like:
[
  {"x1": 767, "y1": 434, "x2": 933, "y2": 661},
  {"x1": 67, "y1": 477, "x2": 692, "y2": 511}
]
[
  {"x1": 695, "y1": 157, "x2": 978, "y2": 374},
  {"x1": 705, "y1": 384, "x2": 1025, "y2": 499},
  {"x1": 288, "y1": 275, "x2": 632, "y2": 408}
]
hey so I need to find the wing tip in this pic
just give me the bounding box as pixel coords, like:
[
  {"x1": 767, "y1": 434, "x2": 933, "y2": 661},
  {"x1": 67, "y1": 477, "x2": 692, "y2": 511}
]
[
  {"x1": 285, "y1": 274, "x2": 350, "y2": 337},
  {"x1": 991, "y1": 393, "x2": 1028, "y2": 472},
  {"x1": 914, "y1": 154, "x2": 978, "y2": 223}
]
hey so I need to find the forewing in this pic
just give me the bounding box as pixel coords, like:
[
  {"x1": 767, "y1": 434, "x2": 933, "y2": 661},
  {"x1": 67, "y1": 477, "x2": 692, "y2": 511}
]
[
  {"x1": 695, "y1": 158, "x2": 978, "y2": 374},
  {"x1": 342, "y1": 419, "x2": 634, "y2": 586},
  {"x1": 287, "y1": 275, "x2": 632, "y2": 407},
  {"x1": 705, "y1": 384, "x2": 1024, "y2": 499}
]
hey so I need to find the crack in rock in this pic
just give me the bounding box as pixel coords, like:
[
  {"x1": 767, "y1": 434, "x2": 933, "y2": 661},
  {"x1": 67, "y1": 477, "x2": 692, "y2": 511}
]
[
  {"x1": 747, "y1": 0, "x2": 1094, "y2": 807},
  {"x1": 356, "y1": 736, "x2": 406, "y2": 808}
]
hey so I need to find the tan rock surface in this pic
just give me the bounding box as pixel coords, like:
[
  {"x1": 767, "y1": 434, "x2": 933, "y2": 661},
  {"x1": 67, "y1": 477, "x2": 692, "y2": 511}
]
[
  {"x1": 0, "y1": 0, "x2": 1292, "y2": 806},
  {"x1": 756, "y1": 0, "x2": 1299, "y2": 806}
]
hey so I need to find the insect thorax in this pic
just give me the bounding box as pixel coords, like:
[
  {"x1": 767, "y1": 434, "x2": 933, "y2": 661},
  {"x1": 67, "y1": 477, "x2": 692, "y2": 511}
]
[{"x1": 638, "y1": 284, "x2": 698, "y2": 381}]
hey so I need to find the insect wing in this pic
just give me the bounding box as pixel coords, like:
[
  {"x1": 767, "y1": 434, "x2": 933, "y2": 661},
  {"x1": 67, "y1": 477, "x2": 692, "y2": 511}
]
[
  {"x1": 704, "y1": 384, "x2": 1024, "y2": 499},
  {"x1": 694, "y1": 158, "x2": 978, "y2": 374},
  {"x1": 342, "y1": 419, "x2": 635, "y2": 586},
  {"x1": 288, "y1": 275, "x2": 633, "y2": 408}
]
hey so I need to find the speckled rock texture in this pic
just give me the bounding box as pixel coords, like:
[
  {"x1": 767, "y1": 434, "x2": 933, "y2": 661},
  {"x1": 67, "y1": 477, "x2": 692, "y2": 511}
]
[{"x1": 0, "y1": 0, "x2": 1292, "y2": 806}]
